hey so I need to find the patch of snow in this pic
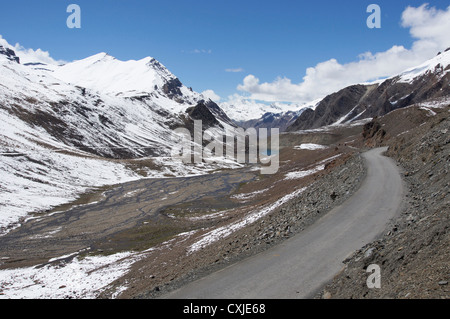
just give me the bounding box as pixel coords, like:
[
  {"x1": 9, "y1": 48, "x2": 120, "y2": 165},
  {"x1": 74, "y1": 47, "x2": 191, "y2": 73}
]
[
  {"x1": 284, "y1": 154, "x2": 341, "y2": 180},
  {"x1": 293, "y1": 143, "x2": 328, "y2": 151},
  {"x1": 416, "y1": 95, "x2": 450, "y2": 109},
  {"x1": 0, "y1": 229, "x2": 200, "y2": 299},
  {"x1": 0, "y1": 251, "x2": 136, "y2": 299},
  {"x1": 285, "y1": 165, "x2": 325, "y2": 180},
  {"x1": 292, "y1": 118, "x2": 372, "y2": 134},
  {"x1": 231, "y1": 186, "x2": 273, "y2": 201},
  {"x1": 332, "y1": 104, "x2": 359, "y2": 126},
  {"x1": 219, "y1": 97, "x2": 322, "y2": 122},
  {"x1": 29, "y1": 227, "x2": 62, "y2": 239},
  {"x1": 188, "y1": 187, "x2": 307, "y2": 253},
  {"x1": 419, "y1": 106, "x2": 437, "y2": 116}
]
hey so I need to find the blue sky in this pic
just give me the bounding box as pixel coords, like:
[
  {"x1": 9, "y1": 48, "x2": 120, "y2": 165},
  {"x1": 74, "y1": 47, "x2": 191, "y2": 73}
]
[{"x1": 0, "y1": 0, "x2": 449, "y2": 103}]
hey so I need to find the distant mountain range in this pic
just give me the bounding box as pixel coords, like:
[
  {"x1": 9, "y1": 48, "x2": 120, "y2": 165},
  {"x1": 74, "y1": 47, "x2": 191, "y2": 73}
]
[{"x1": 221, "y1": 99, "x2": 321, "y2": 132}]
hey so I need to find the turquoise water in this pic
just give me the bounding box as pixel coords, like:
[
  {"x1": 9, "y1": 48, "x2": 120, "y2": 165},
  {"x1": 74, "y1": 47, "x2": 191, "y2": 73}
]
[{"x1": 260, "y1": 148, "x2": 279, "y2": 156}]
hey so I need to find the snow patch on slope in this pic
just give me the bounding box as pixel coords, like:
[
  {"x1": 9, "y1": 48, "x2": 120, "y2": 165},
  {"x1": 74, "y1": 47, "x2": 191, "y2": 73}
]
[
  {"x1": 397, "y1": 49, "x2": 450, "y2": 83},
  {"x1": 0, "y1": 251, "x2": 135, "y2": 299},
  {"x1": 293, "y1": 143, "x2": 328, "y2": 151},
  {"x1": 188, "y1": 187, "x2": 307, "y2": 253}
]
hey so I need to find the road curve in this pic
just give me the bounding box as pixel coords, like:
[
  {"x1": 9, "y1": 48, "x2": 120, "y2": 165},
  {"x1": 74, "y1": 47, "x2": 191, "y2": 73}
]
[{"x1": 162, "y1": 147, "x2": 404, "y2": 299}]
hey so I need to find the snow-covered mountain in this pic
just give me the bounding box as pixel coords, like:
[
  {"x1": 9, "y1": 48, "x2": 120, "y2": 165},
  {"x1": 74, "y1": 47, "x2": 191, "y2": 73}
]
[
  {"x1": 0, "y1": 47, "x2": 235, "y2": 157},
  {"x1": 238, "y1": 109, "x2": 306, "y2": 132},
  {"x1": 52, "y1": 53, "x2": 194, "y2": 104},
  {"x1": 0, "y1": 41, "x2": 237, "y2": 232},
  {"x1": 218, "y1": 97, "x2": 322, "y2": 132},
  {"x1": 288, "y1": 48, "x2": 450, "y2": 131},
  {"x1": 219, "y1": 97, "x2": 320, "y2": 123}
]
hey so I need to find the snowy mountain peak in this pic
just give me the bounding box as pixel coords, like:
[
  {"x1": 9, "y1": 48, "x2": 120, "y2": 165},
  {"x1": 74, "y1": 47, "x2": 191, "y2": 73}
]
[
  {"x1": 51, "y1": 52, "x2": 179, "y2": 98},
  {"x1": 85, "y1": 52, "x2": 115, "y2": 63},
  {"x1": 397, "y1": 47, "x2": 450, "y2": 83}
]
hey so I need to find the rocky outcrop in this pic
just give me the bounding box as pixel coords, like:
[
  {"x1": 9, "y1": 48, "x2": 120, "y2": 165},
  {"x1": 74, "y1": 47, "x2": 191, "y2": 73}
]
[
  {"x1": 362, "y1": 119, "x2": 386, "y2": 147},
  {"x1": 186, "y1": 102, "x2": 221, "y2": 128},
  {"x1": 162, "y1": 78, "x2": 183, "y2": 101},
  {"x1": 202, "y1": 99, "x2": 235, "y2": 127},
  {"x1": 0, "y1": 45, "x2": 20, "y2": 63}
]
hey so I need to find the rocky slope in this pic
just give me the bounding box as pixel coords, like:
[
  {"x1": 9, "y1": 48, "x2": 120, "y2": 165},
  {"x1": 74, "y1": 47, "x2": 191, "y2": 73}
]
[{"x1": 318, "y1": 101, "x2": 449, "y2": 299}]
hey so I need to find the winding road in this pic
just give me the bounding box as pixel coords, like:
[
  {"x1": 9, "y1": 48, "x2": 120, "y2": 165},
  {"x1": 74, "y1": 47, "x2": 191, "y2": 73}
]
[{"x1": 163, "y1": 147, "x2": 404, "y2": 299}]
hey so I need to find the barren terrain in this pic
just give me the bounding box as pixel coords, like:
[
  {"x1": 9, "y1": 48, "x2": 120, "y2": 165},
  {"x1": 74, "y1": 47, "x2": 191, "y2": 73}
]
[
  {"x1": 0, "y1": 103, "x2": 448, "y2": 299},
  {"x1": 319, "y1": 103, "x2": 449, "y2": 299}
]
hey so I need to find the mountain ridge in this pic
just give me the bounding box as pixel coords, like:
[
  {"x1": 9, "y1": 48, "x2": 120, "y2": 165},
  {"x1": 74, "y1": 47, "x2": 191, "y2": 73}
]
[{"x1": 287, "y1": 49, "x2": 450, "y2": 131}]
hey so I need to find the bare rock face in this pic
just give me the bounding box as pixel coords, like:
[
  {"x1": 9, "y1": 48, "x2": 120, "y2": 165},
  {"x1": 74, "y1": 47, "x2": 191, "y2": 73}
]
[
  {"x1": 162, "y1": 78, "x2": 183, "y2": 101},
  {"x1": 362, "y1": 119, "x2": 386, "y2": 147},
  {"x1": 288, "y1": 85, "x2": 369, "y2": 131},
  {"x1": 362, "y1": 120, "x2": 382, "y2": 139},
  {"x1": 186, "y1": 102, "x2": 221, "y2": 128},
  {"x1": 0, "y1": 45, "x2": 20, "y2": 63},
  {"x1": 202, "y1": 99, "x2": 235, "y2": 127}
]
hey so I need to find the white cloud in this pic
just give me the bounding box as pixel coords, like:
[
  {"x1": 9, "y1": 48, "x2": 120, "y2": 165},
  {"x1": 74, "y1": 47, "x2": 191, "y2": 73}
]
[
  {"x1": 225, "y1": 68, "x2": 244, "y2": 73},
  {"x1": 14, "y1": 45, "x2": 66, "y2": 65},
  {"x1": 236, "y1": 4, "x2": 450, "y2": 104},
  {"x1": 183, "y1": 49, "x2": 212, "y2": 54},
  {"x1": 201, "y1": 89, "x2": 221, "y2": 102},
  {"x1": 0, "y1": 35, "x2": 66, "y2": 65},
  {"x1": 402, "y1": 4, "x2": 450, "y2": 54}
]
